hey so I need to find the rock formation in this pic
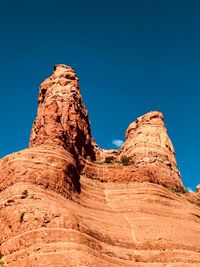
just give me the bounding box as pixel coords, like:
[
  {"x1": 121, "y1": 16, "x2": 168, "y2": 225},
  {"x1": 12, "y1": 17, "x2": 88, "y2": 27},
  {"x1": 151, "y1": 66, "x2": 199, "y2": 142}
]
[
  {"x1": 30, "y1": 64, "x2": 96, "y2": 161},
  {"x1": 0, "y1": 64, "x2": 200, "y2": 266},
  {"x1": 118, "y1": 111, "x2": 183, "y2": 189}
]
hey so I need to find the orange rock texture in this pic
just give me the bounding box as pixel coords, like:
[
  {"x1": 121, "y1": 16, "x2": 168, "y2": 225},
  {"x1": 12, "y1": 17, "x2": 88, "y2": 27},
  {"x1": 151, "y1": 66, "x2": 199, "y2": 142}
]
[{"x1": 0, "y1": 64, "x2": 200, "y2": 266}]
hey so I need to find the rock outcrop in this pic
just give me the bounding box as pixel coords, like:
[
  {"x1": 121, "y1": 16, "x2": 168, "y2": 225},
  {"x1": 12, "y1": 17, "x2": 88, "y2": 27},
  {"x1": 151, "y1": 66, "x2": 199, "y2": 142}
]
[
  {"x1": 0, "y1": 64, "x2": 200, "y2": 266},
  {"x1": 118, "y1": 111, "x2": 183, "y2": 189},
  {"x1": 30, "y1": 64, "x2": 96, "y2": 161}
]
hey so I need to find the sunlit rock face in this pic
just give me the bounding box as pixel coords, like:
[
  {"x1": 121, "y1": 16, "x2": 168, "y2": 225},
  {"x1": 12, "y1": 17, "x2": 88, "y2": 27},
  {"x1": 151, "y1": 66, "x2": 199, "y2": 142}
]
[
  {"x1": 1, "y1": 64, "x2": 200, "y2": 267},
  {"x1": 117, "y1": 111, "x2": 183, "y2": 189},
  {"x1": 29, "y1": 64, "x2": 96, "y2": 161}
]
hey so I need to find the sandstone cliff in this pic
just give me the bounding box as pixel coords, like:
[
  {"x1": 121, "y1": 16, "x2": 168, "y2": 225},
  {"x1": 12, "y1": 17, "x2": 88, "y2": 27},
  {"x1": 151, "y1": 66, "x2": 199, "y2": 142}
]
[
  {"x1": 30, "y1": 64, "x2": 96, "y2": 161},
  {"x1": 0, "y1": 65, "x2": 200, "y2": 266}
]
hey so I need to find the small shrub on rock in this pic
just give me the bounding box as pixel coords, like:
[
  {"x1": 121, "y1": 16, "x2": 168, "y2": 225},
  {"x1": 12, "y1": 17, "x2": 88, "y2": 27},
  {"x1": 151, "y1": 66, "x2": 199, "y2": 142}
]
[
  {"x1": 171, "y1": 187, "x2": 187, "y2": 195},
  {"x1": 105, "y1": 156, "x2": 115, "y2": 164},
  {"x1": 120, "y1": 156, "x2": 132, "y2": 166}
]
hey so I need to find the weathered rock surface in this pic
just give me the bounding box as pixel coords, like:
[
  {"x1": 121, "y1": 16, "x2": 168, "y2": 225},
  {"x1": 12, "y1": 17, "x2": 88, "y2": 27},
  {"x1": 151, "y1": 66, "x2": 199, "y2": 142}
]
[
  {"x1": 0, "y1": 145, "x2": 80, "y2": 200},
  {"x1": 0, "y1": 64, "x2": 200, "y2": 266},
  {"x1": 117, "y1": 111, "x2": 183, "y2": 189},
  {"x1": 30, "y1": 64, "x2": 96, "y2": 161}
]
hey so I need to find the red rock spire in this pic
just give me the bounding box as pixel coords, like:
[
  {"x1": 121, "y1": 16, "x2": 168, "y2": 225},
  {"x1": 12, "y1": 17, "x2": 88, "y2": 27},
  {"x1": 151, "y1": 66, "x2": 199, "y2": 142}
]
[
  {"x1": 119, "y1": 111, "x2": 183, "y2": 188},
  {"x1": 30, "y1": 64, "x2": 96, "y2": 160},
  {"x1": 120, "y1": 111, "x2": 177, "y2": 165}
]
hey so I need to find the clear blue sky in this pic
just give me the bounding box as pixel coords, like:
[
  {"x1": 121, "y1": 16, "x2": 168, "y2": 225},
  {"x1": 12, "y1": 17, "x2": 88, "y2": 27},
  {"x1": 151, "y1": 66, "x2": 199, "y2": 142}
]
[{"x1": 0, "y1": 0, "x2": 200, "y2": 190}]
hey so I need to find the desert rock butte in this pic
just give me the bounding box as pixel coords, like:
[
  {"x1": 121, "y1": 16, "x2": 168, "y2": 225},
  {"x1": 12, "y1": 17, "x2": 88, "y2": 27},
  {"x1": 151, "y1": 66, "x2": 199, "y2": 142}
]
[{"x1": 0, "y1": 64, "x2": 200, "y2": 266}]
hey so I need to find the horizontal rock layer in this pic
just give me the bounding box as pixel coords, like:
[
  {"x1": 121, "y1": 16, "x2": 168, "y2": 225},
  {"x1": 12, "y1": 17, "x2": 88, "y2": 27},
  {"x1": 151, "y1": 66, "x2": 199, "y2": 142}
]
[{"x1": 1, "y1": 178, "x2": 200, "y2": 266}]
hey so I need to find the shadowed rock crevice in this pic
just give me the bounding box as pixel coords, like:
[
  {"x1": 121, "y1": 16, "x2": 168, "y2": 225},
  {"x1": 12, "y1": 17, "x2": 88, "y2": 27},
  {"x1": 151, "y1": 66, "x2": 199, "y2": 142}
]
[{"x1": 66, "y1": 163, "x2": 81, "y2": 194}]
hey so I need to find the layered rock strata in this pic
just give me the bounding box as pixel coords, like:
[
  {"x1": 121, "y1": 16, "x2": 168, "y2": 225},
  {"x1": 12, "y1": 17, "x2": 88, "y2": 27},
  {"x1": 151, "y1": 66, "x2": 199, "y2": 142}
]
[
  {"x1": 0, "y1": 64, "x2": 200, "y2": 266},
  {"x1": 117, "y1": 111, "x2": 183, "y2": 189}
]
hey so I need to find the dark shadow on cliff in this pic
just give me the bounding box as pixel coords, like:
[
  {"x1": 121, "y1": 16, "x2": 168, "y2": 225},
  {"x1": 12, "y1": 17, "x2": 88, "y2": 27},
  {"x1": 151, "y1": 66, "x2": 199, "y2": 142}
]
[{"x1": 66, "y1": 163, "x2": 81, "y2": 194}]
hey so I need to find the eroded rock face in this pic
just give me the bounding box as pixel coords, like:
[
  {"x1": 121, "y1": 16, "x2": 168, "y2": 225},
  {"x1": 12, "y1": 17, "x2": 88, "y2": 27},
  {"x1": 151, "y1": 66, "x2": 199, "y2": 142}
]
[
  {"x1": 120, "y1": 111, "x2": 176, "y2": 165},
  {"x1": 30, "y1": 64, "x2": 96, "y2": 161},
  {"x1": 0, "y1": 145, "x2": 80, "y2": 200},
  {"x1": 117, "y1": 111, "x2": 183, "y2": 189},
  {"x1": 1, "y1": 64, "x2": 200, "y2": 266}
]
